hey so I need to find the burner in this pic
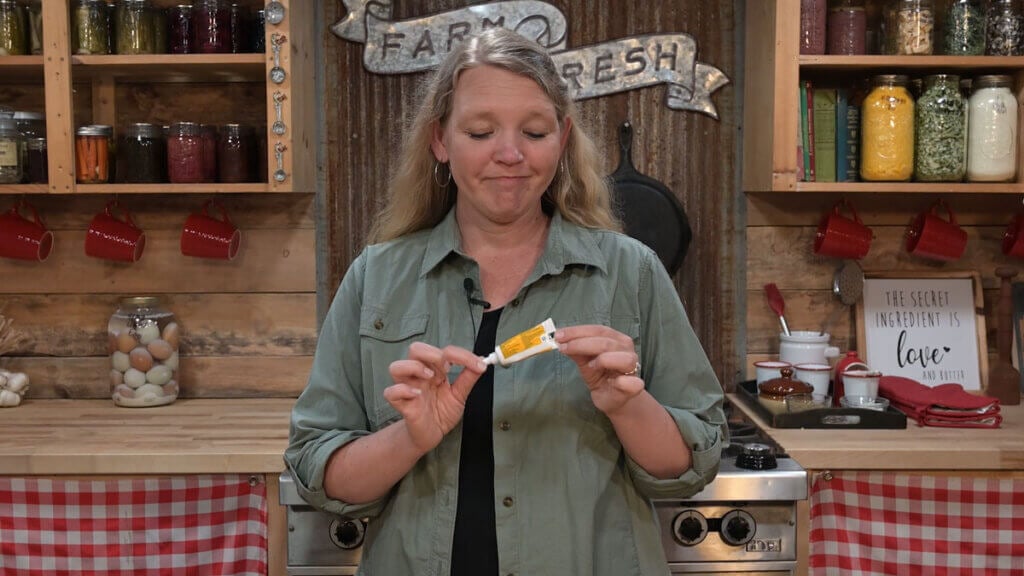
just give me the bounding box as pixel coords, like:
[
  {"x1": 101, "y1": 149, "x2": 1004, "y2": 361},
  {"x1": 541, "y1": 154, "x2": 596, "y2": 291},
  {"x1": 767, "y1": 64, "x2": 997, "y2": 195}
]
[{"x1": 735, "y1": 442, "x2": 778, "y2": 470}]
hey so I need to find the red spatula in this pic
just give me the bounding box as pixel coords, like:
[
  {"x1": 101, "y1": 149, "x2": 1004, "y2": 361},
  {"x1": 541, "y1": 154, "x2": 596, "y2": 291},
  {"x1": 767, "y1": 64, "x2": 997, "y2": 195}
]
[{"x1": 764, "y1": 283, "x2": 790, "y2": 336}]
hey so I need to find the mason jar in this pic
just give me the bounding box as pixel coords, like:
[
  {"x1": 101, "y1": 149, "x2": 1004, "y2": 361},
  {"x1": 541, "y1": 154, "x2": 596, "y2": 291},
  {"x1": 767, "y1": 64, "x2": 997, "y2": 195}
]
[
  {"x1": 800, "y1": 0, "x2": 827, "y2": 54},
  {"x1": 915, "y1": 74, "x2": 966, "y2": 181},
  {"x1": 109, "y1": 297, "x2": 180, "y2": 407},
  {"x1": 968, "y1": 75, "x2": 1018, "y2": 182},
  {"x1": 75, "y1": 124, "x2": 113, "y2": 183},
  {"x1": 0, "y1": 117, "x2": 22, "y2": 184},
  {"x1": 828, "y1": 0, "x2": 867, "y2": 55},
  {"x1": 193, "y1": 0, "x2": 231, "y2": 53},
  {"x1": 217, "y1": 123, "x2": 252, "y2": 182},
  {"x1": 26, "y1": 0, "x2": 42, "y2": 55},
  {"x1": 167, "y1": 121, "x2": 204, "y2": 183},
  {"x1": 72, "y1": 0, "x2": 111, "y2": 55},
  {"x1": 115, "y1": 0, "x2": 156, "y2": 54},
  {"x1": 26, "y1": 137, "x2": 46, "y2": 183},
  {"x1": 0, "y1": 0, "x2": 26, "y2": 56},
  {"x1": 888, "y1": 0, "x2": 935, "y2": 54},
  {"x1": 168, "y1": 4, "x2": 193, "y2": 53},
  {"x1": 861, "y1": 74, "x2": 915, "y2": 181},
  {"x1": 943, "y1": 0, "x2": 985, "y2": 55},
  {"x1": 117, "y1": 122, "x2": 165, "y2": 183},
  {"x1": 986, "y1": 0, "x2": 1024, "y2": 55}
]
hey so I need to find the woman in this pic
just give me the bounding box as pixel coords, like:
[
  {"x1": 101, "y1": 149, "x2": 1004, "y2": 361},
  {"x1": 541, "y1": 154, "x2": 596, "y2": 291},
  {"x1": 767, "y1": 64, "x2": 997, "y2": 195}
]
[{"x1": 286, "y1": 27, "x2": 725, "y2": 575}]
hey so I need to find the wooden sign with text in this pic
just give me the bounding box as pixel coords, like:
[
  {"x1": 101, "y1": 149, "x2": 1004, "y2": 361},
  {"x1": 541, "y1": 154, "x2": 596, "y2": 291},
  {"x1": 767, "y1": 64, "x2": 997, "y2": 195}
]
[{"x1": 856, "y1": 271, "x2": 988, "y2": 391}]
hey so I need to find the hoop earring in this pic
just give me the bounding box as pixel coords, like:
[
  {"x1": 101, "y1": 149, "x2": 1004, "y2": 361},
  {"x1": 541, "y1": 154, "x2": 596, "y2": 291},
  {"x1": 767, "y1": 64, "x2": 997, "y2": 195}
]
[{"x1": 433, "y1": 162, "x2": 452, "y2": 188}]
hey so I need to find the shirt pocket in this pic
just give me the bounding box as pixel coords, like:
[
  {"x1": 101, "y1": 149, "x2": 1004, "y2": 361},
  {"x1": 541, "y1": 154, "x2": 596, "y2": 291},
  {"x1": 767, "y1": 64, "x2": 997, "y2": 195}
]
[{"x1": 359, "y1": 307, "x2": 430, "y2": 431}]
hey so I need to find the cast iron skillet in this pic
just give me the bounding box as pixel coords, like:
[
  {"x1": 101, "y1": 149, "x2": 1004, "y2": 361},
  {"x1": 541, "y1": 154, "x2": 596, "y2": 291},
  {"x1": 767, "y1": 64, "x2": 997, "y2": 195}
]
[{"x1": 610, "y1": 121, "x2": 692, "y2": 275}]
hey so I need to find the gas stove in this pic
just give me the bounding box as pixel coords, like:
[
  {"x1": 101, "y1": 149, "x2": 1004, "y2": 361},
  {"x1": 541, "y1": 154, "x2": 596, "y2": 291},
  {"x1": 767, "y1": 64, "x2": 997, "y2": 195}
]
[{"x1": 278, "y1": 416, "x2": 807, "y2": 575}]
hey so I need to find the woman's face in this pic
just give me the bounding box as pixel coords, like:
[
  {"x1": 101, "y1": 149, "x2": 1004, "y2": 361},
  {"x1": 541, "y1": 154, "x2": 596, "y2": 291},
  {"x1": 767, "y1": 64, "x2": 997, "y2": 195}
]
[{"x1": 431, "y1": 65, "x2": 570, "y2": 227}]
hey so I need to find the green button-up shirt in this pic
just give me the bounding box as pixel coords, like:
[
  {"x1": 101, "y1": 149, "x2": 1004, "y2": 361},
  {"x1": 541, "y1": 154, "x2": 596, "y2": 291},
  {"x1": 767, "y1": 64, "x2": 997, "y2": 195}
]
[{"x1": 286, "y1": 209, "x2": 725, "y2": 576}]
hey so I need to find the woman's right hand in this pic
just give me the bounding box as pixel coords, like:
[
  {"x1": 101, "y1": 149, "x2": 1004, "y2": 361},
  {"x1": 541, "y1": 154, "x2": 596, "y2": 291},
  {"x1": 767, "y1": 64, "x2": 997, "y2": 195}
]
[{"x1": 385, "y1": 342, "x2": 487, "y2": 454}]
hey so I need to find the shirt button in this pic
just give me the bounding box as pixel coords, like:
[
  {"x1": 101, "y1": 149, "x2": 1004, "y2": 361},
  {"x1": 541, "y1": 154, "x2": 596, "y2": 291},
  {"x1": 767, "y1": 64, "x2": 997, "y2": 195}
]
[
  {"x1": 502, "y1": 496, "x2": 514, "y2": 507},
  {"x1": 510, "y1": 298, "x2": 520, "y2": 307},
  {"x1": 373, "y1": 319, "x2": 384, "y2": 330},
  {"x1": 498, "y1": 420, "x2": 511, "y2": 431}
]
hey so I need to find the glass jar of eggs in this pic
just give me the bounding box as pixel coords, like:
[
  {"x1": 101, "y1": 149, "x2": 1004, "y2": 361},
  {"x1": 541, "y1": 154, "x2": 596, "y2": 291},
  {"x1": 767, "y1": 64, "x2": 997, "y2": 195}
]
[{"x1": 108, "y1": 296, "x2": 179, "y2": 407}]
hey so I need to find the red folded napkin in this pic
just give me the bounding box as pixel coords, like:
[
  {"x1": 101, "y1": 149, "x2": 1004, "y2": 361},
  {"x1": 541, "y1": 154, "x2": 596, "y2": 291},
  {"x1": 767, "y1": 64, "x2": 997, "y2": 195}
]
[{"x1": 879, "y1": 376, "x2": 1001, "y2": 428}]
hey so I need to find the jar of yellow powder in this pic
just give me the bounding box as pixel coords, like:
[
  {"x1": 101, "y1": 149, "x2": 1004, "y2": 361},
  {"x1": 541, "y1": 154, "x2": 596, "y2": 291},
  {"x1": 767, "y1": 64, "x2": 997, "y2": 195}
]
[{"x1": 861, "y1": 74, "x2": 915, "y2": 181}]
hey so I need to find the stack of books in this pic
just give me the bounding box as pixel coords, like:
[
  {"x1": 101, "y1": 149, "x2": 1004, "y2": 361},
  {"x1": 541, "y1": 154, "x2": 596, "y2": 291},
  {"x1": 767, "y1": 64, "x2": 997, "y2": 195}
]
[{"x1": 797, "y1": 81, "x2": 860, "y2": 183}]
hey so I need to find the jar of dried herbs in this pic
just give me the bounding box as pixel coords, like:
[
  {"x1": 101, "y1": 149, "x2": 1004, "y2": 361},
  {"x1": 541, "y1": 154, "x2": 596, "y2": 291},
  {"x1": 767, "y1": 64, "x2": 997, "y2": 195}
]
[
  {"x1": 861, "y1": 74, "x2": 915, "y2": 181},
  {"x1": 891, "y1": 0, "x2": 935, "y2": 55},
  {"x1": 72, "y1": 0, "x2": 111, "y2": 55},
  {"x1": 0, "y1": 0, "x2": 27, "y2": 56},
  {"x1": 117, "y1": 123, "x2": 165, "y2": 183},
  {"x1": 116, "y1": 0, "x2": 156, "y2": 54},
  {"x1": 75, "y1": 124, "x2": 113, "y2": 183},
  {"x1": 915, "y1": 75, "x2": 966, "y2": 182},
  {"x1": 943, "y1": 0, "x2": 985, "y2": 55},
  {"x1": 968, "y1": 75, "x2": 1018, "y2": 181},
  {"x1": 986, "y1": 0, "x2": 1023, "y2": 55},
  {"x1": 0, "y1": 117, "x2": 23, "y2": 184}
]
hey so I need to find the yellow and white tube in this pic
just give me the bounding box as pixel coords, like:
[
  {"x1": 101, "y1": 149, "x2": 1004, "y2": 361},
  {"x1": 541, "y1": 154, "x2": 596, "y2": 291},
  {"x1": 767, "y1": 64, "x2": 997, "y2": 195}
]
[{"x1": 482, "y1": 318, "x2": 558, "y2": 367}]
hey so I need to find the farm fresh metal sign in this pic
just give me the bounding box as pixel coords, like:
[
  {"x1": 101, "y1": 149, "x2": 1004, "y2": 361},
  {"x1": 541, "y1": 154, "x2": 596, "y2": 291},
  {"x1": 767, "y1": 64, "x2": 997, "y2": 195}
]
[{"x1": 332, "y1": 0, "x2": 730, "y2": 119}]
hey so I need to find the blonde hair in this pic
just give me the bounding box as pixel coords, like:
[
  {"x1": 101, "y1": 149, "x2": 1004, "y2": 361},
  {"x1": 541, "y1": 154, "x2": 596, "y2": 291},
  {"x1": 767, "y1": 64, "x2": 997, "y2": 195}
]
[{"x1": 369, "y1": 27, "x2": 619, "y2": 243}]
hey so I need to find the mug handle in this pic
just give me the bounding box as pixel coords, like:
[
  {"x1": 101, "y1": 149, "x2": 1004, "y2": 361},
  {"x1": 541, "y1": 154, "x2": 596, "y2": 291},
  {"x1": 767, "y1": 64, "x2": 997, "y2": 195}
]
[
  {"x1": 202, "y1": 199, "x2": 233, "y2": 226},
  {"x1": 105, "y1": 199, "x2": 136, "y2": 228},
  {"x1": 931, "y1": 199, "x2": 957, "y2": 226},
  {"x1": 835, "y1": 197, "x2": 862, "y2": 224},
  {"x1": 12, "y1": 198, "x2": 45, "y2": 227}
]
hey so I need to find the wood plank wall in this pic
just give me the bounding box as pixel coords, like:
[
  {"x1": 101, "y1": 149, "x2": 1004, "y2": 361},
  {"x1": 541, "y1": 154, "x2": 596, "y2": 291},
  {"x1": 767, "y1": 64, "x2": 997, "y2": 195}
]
[
  {"x1": 0, "y1": 66, "x2": 316, "y2": 400},
  {"x1": 745, "y1": 193, "x2": 1023, "y2": 379},
  {"x1": 321, "y1": 0, "x2": 744, "y2": 385}
]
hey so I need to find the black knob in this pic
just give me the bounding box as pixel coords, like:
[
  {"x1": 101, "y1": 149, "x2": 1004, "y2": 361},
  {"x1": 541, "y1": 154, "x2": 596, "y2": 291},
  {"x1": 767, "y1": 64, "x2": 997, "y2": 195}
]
[
  {"x1": 671, "y1": 510, "x2": 707, "y2": 546},
  {"x1": 720, "y1": 510, "x2": 756, "y2": 546},
  {"x1": 735, "y1": 442, "x2": 777, "y2": 470},
  {"x1": 329, "y1": 517, "x2": 365, "y2": 550}
]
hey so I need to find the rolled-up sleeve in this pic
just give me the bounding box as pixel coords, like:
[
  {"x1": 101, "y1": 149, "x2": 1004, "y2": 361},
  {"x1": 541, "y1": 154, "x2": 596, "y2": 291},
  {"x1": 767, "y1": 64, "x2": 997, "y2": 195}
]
[
  {"x1": 284, "y1": 252, "x2": 391, "y2": 518},
  {"x1": 627, "y1": 250, "x2": 726, "y2": 499}
]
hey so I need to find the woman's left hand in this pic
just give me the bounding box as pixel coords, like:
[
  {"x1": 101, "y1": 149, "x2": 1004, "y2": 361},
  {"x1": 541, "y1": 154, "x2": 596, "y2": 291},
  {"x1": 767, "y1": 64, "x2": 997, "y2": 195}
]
[{"x1": 555, "y1": 325, "x2": 644, "y2": 415}]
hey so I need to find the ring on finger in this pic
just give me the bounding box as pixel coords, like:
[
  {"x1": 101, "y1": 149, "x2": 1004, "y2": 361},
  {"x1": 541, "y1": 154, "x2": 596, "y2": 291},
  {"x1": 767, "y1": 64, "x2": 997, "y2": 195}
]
[{"x1": 623, "y1": 361, "x2": 641, "y2": 377}]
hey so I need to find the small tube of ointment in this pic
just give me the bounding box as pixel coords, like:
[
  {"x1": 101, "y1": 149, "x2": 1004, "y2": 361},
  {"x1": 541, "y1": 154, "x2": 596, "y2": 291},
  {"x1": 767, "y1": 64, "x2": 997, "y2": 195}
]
[{"x1": 482, "y1": 318, "x2": 558, "y2": 367}]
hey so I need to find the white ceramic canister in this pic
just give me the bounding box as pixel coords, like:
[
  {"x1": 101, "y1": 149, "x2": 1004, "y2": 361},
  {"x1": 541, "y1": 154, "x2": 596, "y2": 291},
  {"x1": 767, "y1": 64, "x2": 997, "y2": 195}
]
[
  {"x1": 779, "y1": 331, "x2": 841, "y2": 367},
  {"x1": 967, "y1": 74, "x2": 1018, "y2": 182}
]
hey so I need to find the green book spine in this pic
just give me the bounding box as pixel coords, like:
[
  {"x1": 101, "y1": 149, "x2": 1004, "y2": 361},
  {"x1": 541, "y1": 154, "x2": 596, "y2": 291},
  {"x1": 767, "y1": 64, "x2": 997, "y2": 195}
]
[
  {"x1": 800, "y1": 81, "x2": 812, "y2": 181},
  {"x1": 836, "y1": 89, "x2": 849, "y2": 182},
  {"x1": 812, "y1": 88, "x2": 837, "y2": 183}
]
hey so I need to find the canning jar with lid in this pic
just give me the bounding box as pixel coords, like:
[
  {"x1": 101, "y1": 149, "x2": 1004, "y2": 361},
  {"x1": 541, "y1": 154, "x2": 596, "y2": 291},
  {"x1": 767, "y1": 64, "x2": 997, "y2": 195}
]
[
  {"x1": 72, "y1": 0, "x2": 110, "y2": 54},
  {"x1": 251, "y1": 9, "x2": 265, "y2": 52},
  {"x1": 75, "y1": 124, "x2": 113, "y2": 183},
  {"x1": 828, "y1": 0, "x2": 867, "y2": 55},
  {"x1": 167, "y1": 122, "x2": 205, "y2": 183},
  {"x1": 108, "y1": 296, "x2": 180, "y2": 408},
  {"x1": 915, "y1": 74, "x2": 966, "y2": 182},
  {"x1": 0, "y1": 0, "x2": 26, "y2": 56},
  {"x1": 218, "y1": 123, "x2": 252, "y2": 182},
  {"x1": 968, "y1": 75, "x2": 1018, "y2": 182},
  {"x1": 151, "y1": 5, "x2": 167, "y2": 53},
  {"x1": 800, "y1": 0, "x2": 827, "y2": 54},
  {"x1": 13, "y1": 111, "x2": 43, "y2": 183},
  {"x1": 116, "y1": 0, "x2": 155, "y2": 54},
  {"x1": 26, "y1": 0, "x2": 42, "y2": 55},
  {"x1": 117, "y1": 123, "x2": 165, "y2": 183},
  {"x1": 168, "y1": 4, "x2": 193, "y2": 53},
  {"x1": 888, "y1": 0, "x2": 935, "y2": 54},
  {"x1": 0, "y1": 118, "x2": 22, "y2": 184},
  {"x1": 943, "y1": 0, "x2": 985, "y2": 54},
  {"x1": 986, "y1": 0, "x2": 1024, "y2": 55},
  {"x1": 193, "y1": 0, "x2": 231, "y2": 53},
  {"x1": 26, "y1": 137, "x2": 46, "y2": 184},
  {"x1": 200, "y1": 124, "x2": 218, "y2": 181},
  {"x1": 861, "y1": 74, "x2": 915, "y2": 181}
]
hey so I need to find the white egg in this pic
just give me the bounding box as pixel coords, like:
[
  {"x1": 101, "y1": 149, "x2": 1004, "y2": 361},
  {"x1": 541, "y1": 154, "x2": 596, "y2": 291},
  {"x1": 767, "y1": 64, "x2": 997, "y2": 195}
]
[
  {"x1": 146, "y1": 364, "x2": 173, "y2": 386},
  {"x1": 163, "y1": 352, "x2": 179, "y2": 371},
  {"x1": 124, "y1": 368, "x2": 147, "y2": 388},
  {"x1": 139, "y1": 322, "x2": 161, "y2": 345},
  {"x1": 111, "y1": 351, "x2": 131, "y2": 372},
  {"x1": 136, "y1": 384, "x2": 164, "y2": 401}
]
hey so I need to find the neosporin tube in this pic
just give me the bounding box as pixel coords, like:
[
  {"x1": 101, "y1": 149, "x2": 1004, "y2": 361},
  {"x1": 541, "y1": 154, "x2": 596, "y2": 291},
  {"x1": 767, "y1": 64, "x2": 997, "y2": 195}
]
[{"x1": 481, "y1": 318, "x2": 558, "y2": 367}]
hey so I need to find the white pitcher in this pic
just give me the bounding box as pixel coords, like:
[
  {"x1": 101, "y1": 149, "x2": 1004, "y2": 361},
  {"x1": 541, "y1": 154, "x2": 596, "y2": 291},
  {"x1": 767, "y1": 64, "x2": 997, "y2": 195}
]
[{"x1": 779, "y1": 331, "x2": 840, "y2": 367}]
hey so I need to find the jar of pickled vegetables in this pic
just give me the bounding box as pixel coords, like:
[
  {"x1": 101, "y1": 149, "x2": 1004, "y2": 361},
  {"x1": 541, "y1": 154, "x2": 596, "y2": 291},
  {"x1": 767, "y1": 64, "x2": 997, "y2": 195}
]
[
  {"x1": 116, "y1": 0, "x2": 156, "y2": 54},
  {"x1": 72, "y1": 0, "x2": 111, "y2": 55},
  {"x1": 861, "y1": 74, "x2": 915, "y2": 181},
  {"x1": 968, "y1": 75, "x2": 1018, "y2": 181},
  {"x1": 915, "y1": 74, "x2": 966, "y2": 181},
  {"x1": 0, "y1": 0, "x2": 27, "y2": 56},
  {"x1": 943, "y1": 0, "x2": 985, "y2": 55},
  {"x1": 75, "y1": 124, "x2": 113, "y2": 184},
  {"x1": 108, "y1": 296, "x2": 180, "y2": 408},
  {"x1": 986, "y1": 0, "x2": 1023, "y2": 55}
]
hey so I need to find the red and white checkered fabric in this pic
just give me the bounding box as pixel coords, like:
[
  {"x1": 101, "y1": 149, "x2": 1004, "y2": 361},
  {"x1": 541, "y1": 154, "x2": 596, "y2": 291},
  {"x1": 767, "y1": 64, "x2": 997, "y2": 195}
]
[
  {"x1": 0, "y1": 475, "x2": 267, "y2": 576},
  {"x1": 810, "y1": 472, "x2": 1024, "y2": 576}
]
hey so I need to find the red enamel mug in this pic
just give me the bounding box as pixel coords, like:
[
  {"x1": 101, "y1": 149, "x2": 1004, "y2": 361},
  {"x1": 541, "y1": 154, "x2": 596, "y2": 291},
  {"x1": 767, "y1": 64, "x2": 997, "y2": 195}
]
[
  {"x1": 813, "y1": 198, "x2": 872, "y2": 260},
  {"x1": 905, "y1": 199, "x2": 967, "y2": 262},
  {"x1": 180, "y1": 199, "x2": 241, "y2": 260},
  {"x1": 85, "y1": 200, "x2": 146, "y2": 263},
  {"x1": 0, "y1": 199, "x2": 53, "y2": 262}
]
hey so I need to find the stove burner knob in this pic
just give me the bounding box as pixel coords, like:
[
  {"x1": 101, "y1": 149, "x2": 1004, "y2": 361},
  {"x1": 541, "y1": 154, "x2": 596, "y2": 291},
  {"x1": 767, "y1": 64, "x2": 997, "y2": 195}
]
[
  {"x1": 720, "y1": 510, "x2": 755, "y2": 546},
  {"x1": 735, "y1": 442, "x2": 777, "y2": 470},
  {"x1": 329, "y1": 517, "x2": 366, "y2": 550},
  {"x1": 671, "y1": 510, "x2": 708, "y2": 546}
]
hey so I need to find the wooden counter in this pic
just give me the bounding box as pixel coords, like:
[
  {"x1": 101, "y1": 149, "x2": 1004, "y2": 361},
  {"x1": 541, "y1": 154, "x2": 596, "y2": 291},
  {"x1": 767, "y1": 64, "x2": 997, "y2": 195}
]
[
  {"x1": 728, "y1": 394, "x2": 1024, "y2": 471},
  {"x1": 0, "y1": 399, "x2": 293, "y2": 476}
]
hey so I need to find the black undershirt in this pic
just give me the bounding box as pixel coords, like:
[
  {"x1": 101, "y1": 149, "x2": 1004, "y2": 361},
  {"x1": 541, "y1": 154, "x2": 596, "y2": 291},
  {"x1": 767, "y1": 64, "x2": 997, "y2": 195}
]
[{"x1": 450, "y1": 308, "x2": 501, "y2": 576}]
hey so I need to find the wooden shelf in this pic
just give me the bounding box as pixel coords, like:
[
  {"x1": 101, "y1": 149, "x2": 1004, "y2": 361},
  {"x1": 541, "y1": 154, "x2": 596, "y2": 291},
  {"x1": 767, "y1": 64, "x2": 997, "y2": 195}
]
[
  {"x1": 799, "y1": 55, "x2": 1024, "y2": 70},
  {"x1": 72, "y1": 54, "x2": 267, "y2": 82},
  {"x1": 0, "y1": 183, "x2": 48, "y2": 194},
  {"x1": 75, "y1": 183, "x2": 272, "y2": 194},
  {"x1": 795, "y1": 182, "x2": 1024, "y2": 194},
  {"x1": 0, "y1": 55, "x2": 44, "y2": 82}
]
